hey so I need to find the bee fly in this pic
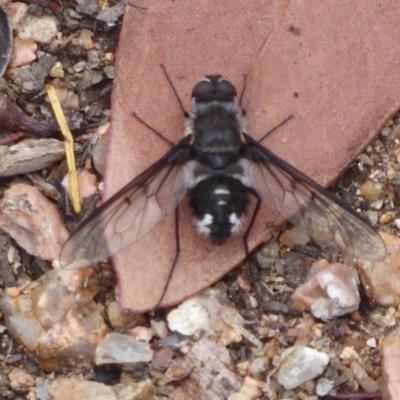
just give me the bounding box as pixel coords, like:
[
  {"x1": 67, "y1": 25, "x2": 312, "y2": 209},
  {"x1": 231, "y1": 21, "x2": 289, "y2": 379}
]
[{"x1": 60, "y1": 68, "x2": 387, "y2": 301}]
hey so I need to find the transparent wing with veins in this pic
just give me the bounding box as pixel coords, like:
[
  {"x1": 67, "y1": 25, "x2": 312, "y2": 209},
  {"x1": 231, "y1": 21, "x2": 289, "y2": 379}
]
[
  {"x1": 245, "y1": 134, "x2": 386, "y2": 262},
  {"x1": 59, "y1": 138, "x2": 192, "y2": 269}
]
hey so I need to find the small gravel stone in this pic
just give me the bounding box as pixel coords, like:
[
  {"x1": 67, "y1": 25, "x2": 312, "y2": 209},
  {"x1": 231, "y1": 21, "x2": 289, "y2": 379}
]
[
  {"x1": 359, "y1": 180, "x2": 384, "y2": 201},
  {"x1": 75, "y1": 0, "x2": 99, "y2": 16},
  {"x1": 128, "y1": 326, "x2": 154, "y2": 343},
  {"x1": 71, "y1": 28, "x2": 94, "y2": 49},
  {"x1": 6, "y1": 2, "x2": 28, "y2": 29},
  {"x1": 350, "y1": 361, "x2": 379, "y2": 392},
  {"x1": 367, "y1": 210, "x2": 378, "y2": 225},
  {"x1": 358, "y1": 232, "x2": 400, "y2": 307},
  {"x1": 250, "y1": 356, "x2": 269, "y2": 377},
  {"x1": 16, "y1": 14, "x2": 58, "y2": 44},
  {"x1": 9, "y1": 37, "x2": 37, "y2": 68},
  {"x1": 151, "y1": 347, "x2": 174, "y2": 371},
  {"x1": 292, "y1": 261, "x2": 360, "y2": 321},
  {"x1": 49, "y1": 378, "x2": 116, "y2": 400},
  {"x1": 277, "y1": 346, "x2": 329, "y2": 390},
  {"x1": 106, "y1": 300, "x2": 141, "y2": 329},
  {"x1": 370, "y1": 309, "x2": 396, "y2": 327},
  {"x1": 380, "y1": 213, "x2": 392, "y2": 224},
  {"x1": 95, "y1": 333, "x2": 154, "y2": 365},
  {"x1": 8, "y1": 368, "x2": 34, "y2": 390},
  {"x1": 104, "y1": 65, "x2": 114, "y2": 79},
  {"x1": 49, "y1": 60, "x2": 64, "y2": 78},
  {"x1": 279, "y1": 226, "x2": 310, "y2": 248},
  {"x1": 316, "y1": 377, "x2": 334, "y2": 396},
  {"x1": 0, "y1": 183, "x2": 69, "y2": 260}
]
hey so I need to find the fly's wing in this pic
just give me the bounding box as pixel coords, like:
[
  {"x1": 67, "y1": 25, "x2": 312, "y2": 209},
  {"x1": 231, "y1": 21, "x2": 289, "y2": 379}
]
[
  {"x1": 60, "y1": 137, "x2": 193, "y2": 269},
  {"x1": 244, "y1": 134, "x2": 386, "y2": 261}
]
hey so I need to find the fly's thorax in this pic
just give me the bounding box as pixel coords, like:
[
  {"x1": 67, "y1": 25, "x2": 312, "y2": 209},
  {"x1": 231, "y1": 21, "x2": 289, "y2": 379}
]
[{"x1": 186, "y1": 101, "x2": 247, "y2": 169}]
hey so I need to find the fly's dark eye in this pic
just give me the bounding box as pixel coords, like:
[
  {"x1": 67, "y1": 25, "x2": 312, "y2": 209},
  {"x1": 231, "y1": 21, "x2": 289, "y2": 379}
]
[
  {"x1": 192, "y1": 80, "x2": 213, "y2": 98},
  {"x1": 217, "y1": 80, "x2": 237, "y2": 97},
  {"x1": 192, "y1": 76, "x2": 237, "y2": 103}
]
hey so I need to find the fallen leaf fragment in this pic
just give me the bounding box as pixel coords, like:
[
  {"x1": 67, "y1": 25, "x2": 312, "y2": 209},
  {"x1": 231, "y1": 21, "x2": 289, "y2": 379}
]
[
  {"x1": 0, "y1": 92, "x2": 54, "y2": 136},
  {"x1": 0, "y1": 183, "x2": 69, "y2": 261},
  {"x1": 109, "y1": 0, "x2": 400, "y2": 312},
  {"x1": 0, "y1": 131, "x2": 24, "y2": 145},
  {"x1": 0, "y1": 138, "x2": 82, "y2": 177}
]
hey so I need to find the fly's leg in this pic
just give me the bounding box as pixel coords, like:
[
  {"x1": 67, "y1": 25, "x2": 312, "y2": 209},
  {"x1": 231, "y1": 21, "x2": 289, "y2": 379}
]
[
  {"x1": 238, "y1": 73, "x2": 292, "y2": 137},
  {"x1": 242, "y1": 194, "x2": 268, "y2": 309},
  {"x1": 242, "y1": 192, "x2": 291, "y2": 314},
  {"x1": 257, "y1": 115, "x2": 293, "y2": 143},
  {"x1": 131, "y1": 63, "x2": 189, "y2": 147},
  {"x1": 131, "y1": 111, "x2": 175, "y2": 147},
  {"x1": 153, "y1": 205, "x2": 181, "y2": 309}
]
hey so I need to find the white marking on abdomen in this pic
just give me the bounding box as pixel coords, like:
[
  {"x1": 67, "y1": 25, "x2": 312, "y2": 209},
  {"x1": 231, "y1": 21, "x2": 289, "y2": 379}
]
[
  {"x1": 195, "y1": 213, "x2": 213, "y2": 235},
  {"x1": 229, "y1": 213, "x2": 243, "y2": 234},
  {"x1": 214, "y1": 188, "x2": 230, "y2": 195}
]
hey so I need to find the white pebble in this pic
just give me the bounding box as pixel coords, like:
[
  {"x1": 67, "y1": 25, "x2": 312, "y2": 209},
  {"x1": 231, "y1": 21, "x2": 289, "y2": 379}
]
[{"x1": 277, "y1": 346, "x2": 329, "y2": 390}]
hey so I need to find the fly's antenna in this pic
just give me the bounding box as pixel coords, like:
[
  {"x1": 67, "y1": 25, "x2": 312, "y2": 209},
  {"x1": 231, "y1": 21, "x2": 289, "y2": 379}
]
[
  {"x1": 238, "y1": 73, "x2": 247, "y2": 110},
  {"x1": 160, "y1": 64, "x2": 189, "y2": 118}
]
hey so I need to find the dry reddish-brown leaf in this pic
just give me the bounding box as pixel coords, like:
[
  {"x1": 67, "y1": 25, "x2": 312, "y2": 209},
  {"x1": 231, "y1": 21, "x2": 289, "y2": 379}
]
[
  {"x1": 106, "y1": 0, "x2": 400, "y2": 312},
  {"x1": 0, "y1": 93, "x2": 54, "y2": 136}
]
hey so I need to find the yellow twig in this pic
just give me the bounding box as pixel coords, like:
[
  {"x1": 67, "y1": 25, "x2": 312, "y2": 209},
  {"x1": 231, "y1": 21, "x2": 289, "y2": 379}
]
[{"x1": 46, "y1": 85, "x2": 82, "y2": 214}]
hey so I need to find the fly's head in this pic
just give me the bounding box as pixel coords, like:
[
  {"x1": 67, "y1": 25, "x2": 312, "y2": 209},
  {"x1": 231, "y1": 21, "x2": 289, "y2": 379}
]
[{"x1": 192, "y1": 75, "x2": 237, "y2": 103}]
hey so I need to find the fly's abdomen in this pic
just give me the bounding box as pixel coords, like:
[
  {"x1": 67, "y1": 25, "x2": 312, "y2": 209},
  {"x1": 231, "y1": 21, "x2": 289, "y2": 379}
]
[{"x1": 189, "y1": 175, "x2": 250, "y2": 244}]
